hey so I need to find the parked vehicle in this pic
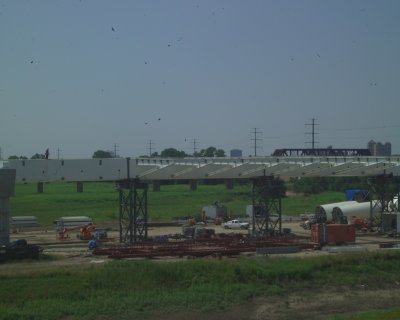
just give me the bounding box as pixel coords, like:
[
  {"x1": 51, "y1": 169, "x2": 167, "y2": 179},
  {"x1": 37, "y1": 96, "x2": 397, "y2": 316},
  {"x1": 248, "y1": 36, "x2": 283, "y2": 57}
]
[{"x1": 222, "y1": 219, "x2": 249, "y2": 229}]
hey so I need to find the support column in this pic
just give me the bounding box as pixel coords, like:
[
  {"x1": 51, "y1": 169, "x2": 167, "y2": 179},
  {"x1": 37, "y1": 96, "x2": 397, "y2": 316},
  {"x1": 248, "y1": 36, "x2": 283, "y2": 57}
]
[
  {"x1": 0, "y1": 169, "x2": 16, "y2": 246},
  {"x1": 251, "y1": 176, "x2": 284, "y2": 237},
  {"x1": 225, "y1": 179, "x2": 234, "y2": 190},
  {"x1": 153, "y1": 180, "x2": 161, "y2": 192},
  {"x1": 117, "y1": 180, "x2": 148, "y2": 243},
  {"x1": 37, "y1": 182, "x2": 44, "y2": 194},
  {"x1": 189, "y1": 180, "x2": 197, "y2": 191},
  {"x1": 76, "y1": 181, "x2": 84, "y2": 193},
  {"x1": 0, "y1": 199, "x2": 10, "y2": 245}
]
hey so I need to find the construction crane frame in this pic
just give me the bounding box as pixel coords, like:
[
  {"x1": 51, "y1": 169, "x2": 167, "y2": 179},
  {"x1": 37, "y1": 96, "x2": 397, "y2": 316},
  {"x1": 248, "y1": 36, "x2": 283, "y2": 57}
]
[
  {"x1": 117, "y1": 180, "x2": 148, "y2": 243},
  {"x1": 251, "y1": 176, "x2": 284, "y2": 236}
]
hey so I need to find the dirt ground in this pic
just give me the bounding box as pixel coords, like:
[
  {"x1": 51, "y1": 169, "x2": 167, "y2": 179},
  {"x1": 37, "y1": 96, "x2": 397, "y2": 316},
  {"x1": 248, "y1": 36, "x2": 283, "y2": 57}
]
[
  {"x1": 9, "y1": 220, "x2": 400, "y2": 254},
  {"x1": 3, "y1": 220, "x2": 399, "y2": 272}
]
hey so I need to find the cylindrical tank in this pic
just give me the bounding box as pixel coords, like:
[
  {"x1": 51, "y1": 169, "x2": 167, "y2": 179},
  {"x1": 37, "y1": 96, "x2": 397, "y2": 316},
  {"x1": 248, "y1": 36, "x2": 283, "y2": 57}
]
[
  {"x1": 332, "y1": 201, "x2": 380, "y2": 223},
  {"x1": 315, "y1": 201, "x2": 357, "y2": 222}
]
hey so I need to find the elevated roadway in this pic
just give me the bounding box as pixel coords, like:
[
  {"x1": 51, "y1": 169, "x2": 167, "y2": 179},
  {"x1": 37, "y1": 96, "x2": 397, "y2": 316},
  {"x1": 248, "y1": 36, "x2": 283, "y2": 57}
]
[{"x1": 2, "y1": 156, "x2": 400, "y2": 183}]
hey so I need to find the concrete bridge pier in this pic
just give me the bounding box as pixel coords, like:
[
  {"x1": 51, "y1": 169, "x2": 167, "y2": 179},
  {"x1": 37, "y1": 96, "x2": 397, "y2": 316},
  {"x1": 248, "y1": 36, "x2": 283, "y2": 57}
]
[
  {"x1": 225, "y1": 179, "x2": 234, "y2": 190},
  {"x1": 189, "y1": 180, "x2": 197, "y2": 191},
  {"x1": 77, "y1": 181, "x2": 84, "y2": 193},
  {"x1": 0, "y1": 169, "x2": 16, "y2": 246},
  {"x1": 37, "y1": 182, "x2": 44, "y2": 193},
  {"x1": 152, "y1": 180, "x2": 161, "y2": 192}
]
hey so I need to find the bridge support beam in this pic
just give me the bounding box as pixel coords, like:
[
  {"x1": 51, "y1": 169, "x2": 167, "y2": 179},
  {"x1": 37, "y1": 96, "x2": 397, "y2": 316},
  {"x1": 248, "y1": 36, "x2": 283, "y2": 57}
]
[
  {"x1": 153, "y1": 180, "x2": 161, "y2": 192},
  {"x1": 0, "y1": 198, "x2": 10, "y2": 245},
  {"x1": 0, "y1": 169, "x2": 16, "y2": 246},
  {"x1": 189, "y1": 180, "x2": 197, "y2": 191},
  {"x1": 117, "y1": 180, "x2": 148, "y2": 243},
  {"x1": 37, "y1": 182, "x2": 44, "y2": 194},
  {"x1": 76, "y1": 181, "x2": 84, "y2": 193},
  {"x1": 225, "y1": 179, "x2": 234, "y2": 190},
  {"x1": 251, "y1": 176, "x2": 283, "y2": 237}
]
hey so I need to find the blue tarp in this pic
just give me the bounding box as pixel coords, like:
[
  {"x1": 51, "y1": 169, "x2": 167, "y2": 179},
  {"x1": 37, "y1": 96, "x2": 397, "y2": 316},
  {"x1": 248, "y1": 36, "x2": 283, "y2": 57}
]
[{"x1": 345, "y1": 189, "x2": 368, "y2": 201}]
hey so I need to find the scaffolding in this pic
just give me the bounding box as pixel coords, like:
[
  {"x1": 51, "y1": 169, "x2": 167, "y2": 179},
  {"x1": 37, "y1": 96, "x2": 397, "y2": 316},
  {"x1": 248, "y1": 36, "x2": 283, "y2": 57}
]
[
  {"x1": 116, "y1": 179, "x2": 148, "y2": 243},
  {"x1": 368, "y1": 173, "x2": 400, "y2": 231},
  {"x1": 251, "y1": 176, "x2": 284, "y2": 236}
]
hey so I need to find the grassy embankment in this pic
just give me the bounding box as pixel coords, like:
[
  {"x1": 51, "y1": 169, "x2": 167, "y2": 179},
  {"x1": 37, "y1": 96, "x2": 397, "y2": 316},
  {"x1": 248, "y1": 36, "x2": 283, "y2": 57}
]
[
  {"x1": 10, "y1": 182, "x2": 344, "y2": 226},
  {"x1": 0, "y1": 252, "x2": 400, "y2": 320}
]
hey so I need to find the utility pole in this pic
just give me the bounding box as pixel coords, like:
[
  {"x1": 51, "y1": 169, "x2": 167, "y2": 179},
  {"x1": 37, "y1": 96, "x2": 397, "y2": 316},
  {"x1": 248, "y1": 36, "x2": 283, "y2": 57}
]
[
  {"x1": 251, "y1": 128, "x2": 262, "y2": 157},
  {"x1": 305, "y1": 118, "x2": 319, "y2": 151},
  {"x1": 57, "y1": 148, "x2": 61, "y2": 160},
  {"x1": 148, "y1": 140, "x2": 155, "y2": 157}
]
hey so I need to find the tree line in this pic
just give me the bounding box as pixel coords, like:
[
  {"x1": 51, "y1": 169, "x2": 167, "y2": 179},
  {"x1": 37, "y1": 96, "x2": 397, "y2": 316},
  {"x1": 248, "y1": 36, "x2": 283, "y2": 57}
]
[
  {"x1": 6, "y1": 146, "x2": 227, "y2": 161},
  {"x1": 93, "y1": 146, "x2": 226, "y2": 159}
]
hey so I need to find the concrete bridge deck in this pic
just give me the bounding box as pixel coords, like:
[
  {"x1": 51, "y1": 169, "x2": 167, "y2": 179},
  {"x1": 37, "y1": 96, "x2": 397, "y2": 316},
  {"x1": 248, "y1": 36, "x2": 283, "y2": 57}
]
[{"x1": 1, "y1": 156, "x2": 399, "y2": 183}]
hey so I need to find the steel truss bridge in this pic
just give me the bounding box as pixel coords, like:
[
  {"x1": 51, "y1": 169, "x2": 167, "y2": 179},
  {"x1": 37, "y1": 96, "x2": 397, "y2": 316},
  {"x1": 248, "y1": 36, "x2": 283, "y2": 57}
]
[{"x1": 2, "y1": 156, "x2": 400, "y2": 244}]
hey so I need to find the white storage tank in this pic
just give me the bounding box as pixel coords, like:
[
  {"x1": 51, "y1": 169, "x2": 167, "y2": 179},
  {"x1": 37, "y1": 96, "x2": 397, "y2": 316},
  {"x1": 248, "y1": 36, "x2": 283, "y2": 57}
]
[{"x1": 202, "y1": 205, "x2": 227, "y2": 219}]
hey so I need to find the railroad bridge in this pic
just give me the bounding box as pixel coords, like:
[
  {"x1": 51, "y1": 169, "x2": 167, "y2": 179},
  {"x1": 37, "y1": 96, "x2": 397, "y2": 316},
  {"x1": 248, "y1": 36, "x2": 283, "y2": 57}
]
[{"x1": 1, "y1": 156, "x2": 400, "y2": 244}]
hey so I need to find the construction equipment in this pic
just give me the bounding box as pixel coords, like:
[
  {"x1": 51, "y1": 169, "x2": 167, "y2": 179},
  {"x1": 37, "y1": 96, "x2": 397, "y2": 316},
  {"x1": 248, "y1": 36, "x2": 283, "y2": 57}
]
[
  {"x1": 350, "y1": 216, "x2": 369, "y2": 231},
  {"x1": 0, "y1": 239, "x2": 41, "y2": 261},
  {"x1": 79, "y1": 223, "x2": 96, "y2": 240},
  {"x1": 182, "y1": 224, "x2": 215, "y2": 239},
  {"x1": 57, "y1": 223, "x2": 100, "y2": 240}
]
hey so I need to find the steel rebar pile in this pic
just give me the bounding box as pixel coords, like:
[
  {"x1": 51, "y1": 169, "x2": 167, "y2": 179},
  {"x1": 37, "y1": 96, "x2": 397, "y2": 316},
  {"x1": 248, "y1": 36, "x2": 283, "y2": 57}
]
[{"x1": 93, "y1": 235, "x2": 313, "y2": 259}]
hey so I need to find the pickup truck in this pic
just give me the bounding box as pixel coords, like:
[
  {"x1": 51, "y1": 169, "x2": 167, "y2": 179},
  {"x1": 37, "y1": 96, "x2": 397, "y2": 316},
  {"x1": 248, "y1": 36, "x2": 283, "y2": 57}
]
[{"x1": 222, "y1": 219, "x2": 249, "y2": 230}]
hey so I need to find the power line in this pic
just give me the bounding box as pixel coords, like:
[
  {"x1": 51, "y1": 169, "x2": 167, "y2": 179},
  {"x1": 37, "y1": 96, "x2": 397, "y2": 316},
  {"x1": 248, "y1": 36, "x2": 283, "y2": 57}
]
[
  {"x1": 250, "y1": 128, "x2": 262, "y2": 157},
  {"x1": 320, "y1": 124, "x2": 400, "y2": 132}
]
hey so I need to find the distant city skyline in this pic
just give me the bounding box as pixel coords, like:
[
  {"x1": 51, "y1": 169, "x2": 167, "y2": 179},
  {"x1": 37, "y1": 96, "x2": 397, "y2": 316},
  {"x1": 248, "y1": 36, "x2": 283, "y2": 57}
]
[{"x1": 1, "y1": 1, "x2": 399, "y2": 159}]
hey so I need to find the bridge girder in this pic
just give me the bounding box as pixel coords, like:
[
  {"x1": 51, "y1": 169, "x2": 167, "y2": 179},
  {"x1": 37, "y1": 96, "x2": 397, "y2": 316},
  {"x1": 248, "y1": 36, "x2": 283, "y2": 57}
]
[{"x1": 4, "y1": 157, "x2": 400, "y2": 183}]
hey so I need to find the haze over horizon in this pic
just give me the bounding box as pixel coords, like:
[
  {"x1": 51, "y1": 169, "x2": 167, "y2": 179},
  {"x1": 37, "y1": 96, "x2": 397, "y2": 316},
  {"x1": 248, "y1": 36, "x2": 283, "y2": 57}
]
[{"x1": 1, "y1": 0, "x2": 399, "y2": 159}]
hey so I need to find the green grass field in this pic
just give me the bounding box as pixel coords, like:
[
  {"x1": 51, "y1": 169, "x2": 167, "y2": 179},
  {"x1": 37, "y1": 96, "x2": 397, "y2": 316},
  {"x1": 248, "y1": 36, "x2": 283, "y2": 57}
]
[
  {"x1": 10, "y1": 182, "x2": 345, "y2": 225},
  {"x1": 334, "y1": 308, "x2": 400, "y2": 320},
  {"x1": 1, "y1": 252, "x2": 400, "y2": 320}
]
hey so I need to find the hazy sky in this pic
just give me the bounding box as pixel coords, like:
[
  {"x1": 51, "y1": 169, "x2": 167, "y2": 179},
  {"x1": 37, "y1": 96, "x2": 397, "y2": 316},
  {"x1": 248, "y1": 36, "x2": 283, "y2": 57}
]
[{"x1": 1, "y1": 0, "x2": 399, "y2": 159}]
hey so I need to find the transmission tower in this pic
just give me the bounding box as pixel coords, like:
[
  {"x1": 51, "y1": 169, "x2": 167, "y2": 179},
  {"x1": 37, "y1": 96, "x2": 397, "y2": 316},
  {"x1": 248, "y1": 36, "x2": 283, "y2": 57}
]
[
  {"x1": 148, "y1": 140, "x2": 155, "y2": 157},
  {"x1": 191, "y1": 139, "x2": 199, "y2": 155},
  {"x1": 113, "y1": 143, "x2": 119, "y2": 158},
  {"x1": 305, "y1": 118, "x2": 319, "y2": 150},
  {"x1": 251, "y1": 128, "x2": 262, "y2": 157}
]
